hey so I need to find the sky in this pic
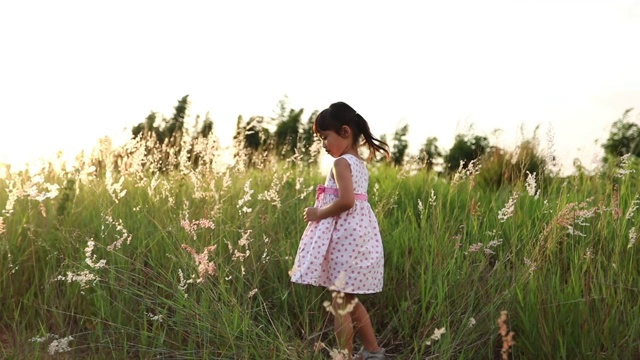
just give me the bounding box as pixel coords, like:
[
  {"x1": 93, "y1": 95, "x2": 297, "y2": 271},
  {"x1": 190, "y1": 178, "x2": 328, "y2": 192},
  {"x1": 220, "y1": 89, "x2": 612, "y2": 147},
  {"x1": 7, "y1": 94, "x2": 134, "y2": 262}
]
[{"x1": 1, "y1": 0, "x2": 639, "y2": 175}]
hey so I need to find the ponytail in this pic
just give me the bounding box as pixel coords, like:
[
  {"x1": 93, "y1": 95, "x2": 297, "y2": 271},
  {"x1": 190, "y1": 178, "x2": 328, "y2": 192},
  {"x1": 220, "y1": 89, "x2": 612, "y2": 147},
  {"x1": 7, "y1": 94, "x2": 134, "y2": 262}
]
[{"x1": 354, "y1": 113, "x2": 390, "y2": 161}]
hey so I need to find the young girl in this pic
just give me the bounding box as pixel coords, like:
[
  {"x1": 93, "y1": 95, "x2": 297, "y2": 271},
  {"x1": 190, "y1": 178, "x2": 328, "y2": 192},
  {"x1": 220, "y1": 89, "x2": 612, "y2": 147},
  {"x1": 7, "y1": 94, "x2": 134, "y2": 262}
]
[{"x1": 290, "y1": 101, "x2": 389, "y2": 360}]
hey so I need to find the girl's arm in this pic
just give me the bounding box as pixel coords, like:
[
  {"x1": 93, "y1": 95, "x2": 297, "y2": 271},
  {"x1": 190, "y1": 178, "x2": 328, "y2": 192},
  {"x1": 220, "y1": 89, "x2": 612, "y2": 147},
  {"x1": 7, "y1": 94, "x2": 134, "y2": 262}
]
[{"x1": 304, "y1": 158, "x2": 354, "y2": 222}]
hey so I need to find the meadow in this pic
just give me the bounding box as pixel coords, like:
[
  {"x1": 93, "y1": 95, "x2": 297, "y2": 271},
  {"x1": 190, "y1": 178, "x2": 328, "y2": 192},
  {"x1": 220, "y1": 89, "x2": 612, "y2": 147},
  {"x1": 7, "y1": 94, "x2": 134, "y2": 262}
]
[{"x1": 0, "y1": 136, "x2": 639, "y2": 359}]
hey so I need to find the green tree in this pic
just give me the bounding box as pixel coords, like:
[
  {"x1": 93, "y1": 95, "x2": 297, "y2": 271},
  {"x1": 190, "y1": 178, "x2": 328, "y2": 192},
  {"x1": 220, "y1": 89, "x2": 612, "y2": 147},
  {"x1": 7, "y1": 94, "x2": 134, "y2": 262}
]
[
  {"x1": 300, "y1": 110, "x2": 319, "y2": 162},
  {"x1": 132, "y1": 111, "x2": 163, "y2": 142},
  {"x1": 197, "y1": 112, "x2": 215, "y2": 138},
  {"x1": 245, "y1": 116, "x2": 270, "y2": 151},
  {"x1": 164, "y1": 95, "x2": 189, "y2": 148},
  {"x1": 274, "y1": 108, "x2": 304, "y2": 158},
  {"x1": 418, "y1": 136, "x2": 443, "y2": 172},
  {"x1": 233, "y1": 115, "x2": 273, "y2": 167},
  {"x1": 376, "y1": 134, "x2": 389, "y2": 164},
  {"x1": 444, "y1": 133, "x2": 490, "y2": 173},
  {"x1": 602, "y1": 108, "x2": 639, "y2": 161},
  {"x1": 131, "y1": 95, "x2": 191, "y2": 147},
  {"x1": 391, "y1": 124, "x2": 409, "y2": 166},
  {"x1": 129, "y1": 95, "x2": 225, "y2": 171}
]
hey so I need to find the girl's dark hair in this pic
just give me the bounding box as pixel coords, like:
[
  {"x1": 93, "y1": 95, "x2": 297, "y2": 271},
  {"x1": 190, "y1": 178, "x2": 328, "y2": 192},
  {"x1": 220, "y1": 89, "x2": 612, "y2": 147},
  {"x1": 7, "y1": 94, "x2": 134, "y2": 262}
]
[{"x1": 313, "y1": 101, "x2": 390, "y2": 161}]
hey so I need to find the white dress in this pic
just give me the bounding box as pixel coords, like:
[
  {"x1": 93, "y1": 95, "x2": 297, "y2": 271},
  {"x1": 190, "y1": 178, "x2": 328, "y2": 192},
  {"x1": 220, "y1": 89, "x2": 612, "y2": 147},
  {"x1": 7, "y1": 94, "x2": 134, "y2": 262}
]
[{"x1": 290, "y1": 154, "x2": 384, "y2": 294}]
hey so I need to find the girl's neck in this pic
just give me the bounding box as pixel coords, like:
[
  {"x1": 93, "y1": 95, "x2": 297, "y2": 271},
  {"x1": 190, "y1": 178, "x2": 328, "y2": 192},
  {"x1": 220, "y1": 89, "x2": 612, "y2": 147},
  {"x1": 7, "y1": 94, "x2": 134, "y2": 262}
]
[{"x1": 339, "y1": 146, "x2": 359, "y2": 158}]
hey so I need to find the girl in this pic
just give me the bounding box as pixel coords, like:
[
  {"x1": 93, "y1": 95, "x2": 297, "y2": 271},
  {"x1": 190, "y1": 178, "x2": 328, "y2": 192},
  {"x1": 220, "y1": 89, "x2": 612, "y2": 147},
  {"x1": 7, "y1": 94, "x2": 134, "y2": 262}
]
[{"x1": 290, "y1": 101, "x2": 389, "y2": 360}]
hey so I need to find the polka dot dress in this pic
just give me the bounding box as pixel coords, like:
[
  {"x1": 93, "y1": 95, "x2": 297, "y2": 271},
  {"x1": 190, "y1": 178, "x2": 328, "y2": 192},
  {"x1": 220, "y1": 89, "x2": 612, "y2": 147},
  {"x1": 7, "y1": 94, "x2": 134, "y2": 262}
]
[{"x1": 290, "y1": 154, "x2": 384, "y2": 294}]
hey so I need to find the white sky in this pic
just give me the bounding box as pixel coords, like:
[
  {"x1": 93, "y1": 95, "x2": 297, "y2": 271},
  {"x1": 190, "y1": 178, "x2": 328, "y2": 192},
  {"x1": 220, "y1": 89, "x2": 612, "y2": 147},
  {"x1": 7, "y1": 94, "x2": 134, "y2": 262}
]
[{"x1": 1, "y1": 0, "x2": 639, "y2": 174}]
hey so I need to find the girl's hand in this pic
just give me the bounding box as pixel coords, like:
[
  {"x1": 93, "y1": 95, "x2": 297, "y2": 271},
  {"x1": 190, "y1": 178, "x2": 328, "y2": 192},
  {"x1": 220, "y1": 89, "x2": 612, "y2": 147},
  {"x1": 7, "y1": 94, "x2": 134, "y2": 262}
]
[{"x1": 304, "y1": 207, "x2": 320, "y2": 222}]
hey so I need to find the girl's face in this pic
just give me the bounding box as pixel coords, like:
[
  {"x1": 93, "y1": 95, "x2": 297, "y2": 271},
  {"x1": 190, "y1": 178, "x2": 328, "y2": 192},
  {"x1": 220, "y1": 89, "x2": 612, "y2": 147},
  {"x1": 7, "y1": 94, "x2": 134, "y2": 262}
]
[{"x1": 318, "y1": 128, "x2": 352, "y2": 158}]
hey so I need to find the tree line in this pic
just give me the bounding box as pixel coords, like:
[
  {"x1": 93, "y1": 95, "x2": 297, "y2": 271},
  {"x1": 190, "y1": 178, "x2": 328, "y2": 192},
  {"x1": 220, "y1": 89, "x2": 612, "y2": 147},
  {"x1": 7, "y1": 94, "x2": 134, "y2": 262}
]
[{"x1": 127, "y1": 95, "x2": 638, "y2": 182}]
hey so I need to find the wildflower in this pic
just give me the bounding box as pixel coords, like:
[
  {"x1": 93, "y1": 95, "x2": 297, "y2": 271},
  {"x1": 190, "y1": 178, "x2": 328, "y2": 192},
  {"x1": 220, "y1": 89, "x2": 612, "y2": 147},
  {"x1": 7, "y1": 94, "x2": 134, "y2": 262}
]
[
  {"x1": 56, "y1": 269, "x2": 99, "y2": 289},
  {"x1": 237, "y1": 179, "x2": 254, "y2": 215},
  {"x1": 238, "y1": 229, "x2": 252, "y2": 247},
  {"x1": 0, "y1": 216, "x2": 5, "y2": 235},
  {"x1": 487, "y1": 239, "x2": 503, "y2": 248},
  {"x1": 525, "y1": 171, "x2": 540, "y2": 199},
  {"x1": 615, "y1": 153, "x2": 635, "y2": 178},
  {"x1": 429, "y1": 189, "x2": 437, "y2": 206},
  {"x1": 105, "y1": 170, "x2": 127, "y2": 203},
  {"x1": 327, "y1": 348, "x2": 350, "y2": 360},
  {"x1": 149, "y1": 172, "x2": 161, "y2": 193},
  {"x1": 337, "y1": 297, "x2": 359, "y2": 316},
  {"x1": 484, "y1": 248, "x2": 496, "y2": 255},
  {"x1": 524, "y1": 257, "x2": 537, "y2": 275},
  {"x1": 467, "y1": 243, "x2": 483, "y2": 253},
  {"x1": 180, "y1": 218, "x2": 215, "y2": 240},
  {"x1": 466, "y1": 159, "x2": 481, "y2": 186},
  {"x1": 7, "y1": 252, "x2": 17, "y2": 274},
  {"x1": 177, "y1": 268, "x2": 194, "y2": 296},
  {"x1": 3, "y1": 181, "x2": 18, "y2": 216},
  {"x1": 298, "y1": 185, "x2": 315, "y2": 200},
  {"x1": 232, "y1": 230, "x2": 252, "y2": 261},
  {"x1": 625, "y1": 195, "x2": 640, "y2": 220},
  {"x1": 309, "y1": 138, "x2": 324, "y2": 163},
  {"x1": 452, "y1": 159, "x2": 481, "y2": 186},
  {"x1": 146, "y1": 312, "x2": 164, "y2": 322},
  {"x1": 248, "y1": 288, "x2": 258, "y2": 298},
  {"x1": 584, "y1": 247, "x2": 594, "y2": 259},
  {"x1": 260, "y1": 236, "x2": 271, "y2": 263},
  {"x1": 556, "y1": 199, "x2": 598, "y2": 229},
  {"x1": 417, "y1": 199, "x2": 424, "y2": 217},
  {"x1": 426, "y1": 326, "x2": 446, "y2": 345},
  {"x1": 222, "y1": 171, "x2": 232, "y2": 192},
  {"x1": 34, "y1": 183, "x2": 60, "y2": 202},
  {"x1": 452, "y1": 161, "x2": 466, "y2": 185},
  {"x1": 497, "y1": 311, "x2": 515, "y2": 360},
  {"x1": 498, "y1": 192, "x2": 518, "y2": 222},
  {"x1": 328, "y1": 272, "x2": 348, "y2": 292},
  {"x1": 629, "y1": 228, "x2": 637, "y2": 248},
  {"x1": 103, "y1": 215, "x2": 133, "y2": 251},
  {"x1": 48, "y1": 336, "x2": 73, "y2": 355},
  {"x1": 29, "y1": 334, "x2": 56, "y2": 343},
  {"x1": 84, "y1": 240, "x2": 106, "y2": 269},
  {"x1": 323, "y1": 291, "x2": 357, "y2": 316},
  {"x1": 468, "y1": 318, "x2": 476, "y2": 328},
  {"x1": 181, "y1": 244, "x2": 217, "y2": 283},
  {"x1": 258, "y1": 177, "x2": 282, "y2": 207},
  {"x1": 567, "y1": 226, "x2": 586, "y2": 237}
]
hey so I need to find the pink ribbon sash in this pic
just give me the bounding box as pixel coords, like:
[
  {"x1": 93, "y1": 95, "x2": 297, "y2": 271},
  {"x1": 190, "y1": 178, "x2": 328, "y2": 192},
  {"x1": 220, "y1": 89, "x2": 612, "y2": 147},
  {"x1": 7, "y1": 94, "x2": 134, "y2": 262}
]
[{"x1": 316, "y1": 184, "x2": 368, "y2": 201}]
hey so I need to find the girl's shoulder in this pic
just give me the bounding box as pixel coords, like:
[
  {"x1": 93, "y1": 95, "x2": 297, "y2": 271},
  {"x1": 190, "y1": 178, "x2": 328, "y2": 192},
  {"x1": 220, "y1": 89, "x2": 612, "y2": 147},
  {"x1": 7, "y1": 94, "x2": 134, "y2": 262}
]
[
  {"x1": 340, "y1": 153, "x2": 365, "y2": 163},
  {"x1": 338, "y1": 154, "x2": 369, "y2": 177}
]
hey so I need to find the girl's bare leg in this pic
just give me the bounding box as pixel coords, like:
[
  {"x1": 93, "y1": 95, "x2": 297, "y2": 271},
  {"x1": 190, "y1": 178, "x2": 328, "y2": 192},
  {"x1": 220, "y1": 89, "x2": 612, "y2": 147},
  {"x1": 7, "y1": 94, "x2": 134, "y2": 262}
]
[
  {"x1": 351, "y1": 300, "x2": 382, "y2": 352},
  {"x1": 332, "y1": 292, "x2": 355, "y2": 356}
]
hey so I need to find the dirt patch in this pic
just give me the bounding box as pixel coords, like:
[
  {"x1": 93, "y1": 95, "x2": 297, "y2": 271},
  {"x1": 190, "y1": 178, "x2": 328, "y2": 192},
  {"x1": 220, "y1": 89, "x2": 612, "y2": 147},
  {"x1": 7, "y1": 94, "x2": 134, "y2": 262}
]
[
  {"x1": 0, "y1": 327, "x2": 39, "y2": 359},
  {"x1": 0, "y1": 327, "x2": 16, "y2": 358}
]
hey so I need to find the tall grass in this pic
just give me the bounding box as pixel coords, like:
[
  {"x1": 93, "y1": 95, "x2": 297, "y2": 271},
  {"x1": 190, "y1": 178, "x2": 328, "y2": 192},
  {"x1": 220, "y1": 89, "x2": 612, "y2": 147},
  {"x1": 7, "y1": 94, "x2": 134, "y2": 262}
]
[{"x1": 0, "y1": 137, "x2": 639, "y2": 359}]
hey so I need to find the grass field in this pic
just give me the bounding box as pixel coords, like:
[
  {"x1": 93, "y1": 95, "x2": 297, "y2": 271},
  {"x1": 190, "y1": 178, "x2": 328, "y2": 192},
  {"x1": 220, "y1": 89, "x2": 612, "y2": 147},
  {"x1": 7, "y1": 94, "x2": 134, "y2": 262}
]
[{"x1": 0, "y1": 139, "x2": 639, "y2": 359}]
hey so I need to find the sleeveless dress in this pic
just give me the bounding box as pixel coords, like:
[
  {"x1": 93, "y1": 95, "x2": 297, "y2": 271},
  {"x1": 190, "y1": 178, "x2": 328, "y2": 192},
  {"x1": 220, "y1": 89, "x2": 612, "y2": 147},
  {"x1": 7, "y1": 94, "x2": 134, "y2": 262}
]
[{"x1": 290, "y1": 154, "x2": 384, "y2": 294}]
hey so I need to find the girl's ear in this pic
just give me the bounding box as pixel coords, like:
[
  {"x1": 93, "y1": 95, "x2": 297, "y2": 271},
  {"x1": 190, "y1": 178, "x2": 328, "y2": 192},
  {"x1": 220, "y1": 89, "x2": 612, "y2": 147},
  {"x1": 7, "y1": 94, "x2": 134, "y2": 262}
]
[{"x1": 340, "y1": 125, "x2": 351, "y2": 138}]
